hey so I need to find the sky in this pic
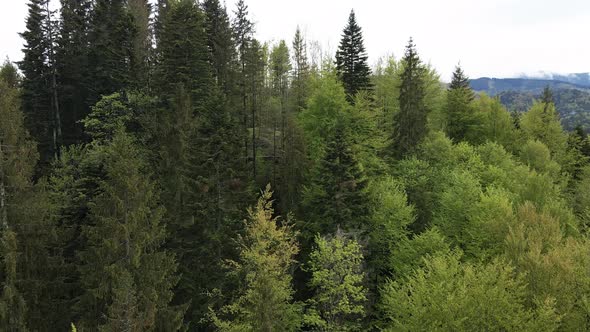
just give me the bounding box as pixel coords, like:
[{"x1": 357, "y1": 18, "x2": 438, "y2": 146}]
[{"x1": 1, "y1": 0, "x2": 589, "y2": 81}]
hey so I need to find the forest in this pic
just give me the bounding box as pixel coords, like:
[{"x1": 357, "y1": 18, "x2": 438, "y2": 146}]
[{"x1": 2, "y1": 0, "x2": 590, "y2": 331}]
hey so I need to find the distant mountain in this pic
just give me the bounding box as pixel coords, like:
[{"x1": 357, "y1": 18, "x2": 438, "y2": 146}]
[
  {"x1": 520, "y1": 72, "x2": 590, "y2": 88},
  {"x1": 468, "y1": 75, "x2": 590, "y2": 132},
  {"x1": 469, "y1": 77, "x2": 590, "y2": 96}
]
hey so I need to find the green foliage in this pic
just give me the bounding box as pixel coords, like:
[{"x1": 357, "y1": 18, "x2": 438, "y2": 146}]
[
  {"x1": 212, "y1": 186, "x2": 301, "y2": 331},
  {"x1": 0, "y1": 229, "x2": 28, "y2": 332},
  {"x1": 368, "y1": 177, "x2": 415, "y2": 281},
  {"x1": 379, "y1": 251, "x2": 561, "y2": 332},
  {"x1": 304, "y1": 233, "x2": 367, "y2": 331}
]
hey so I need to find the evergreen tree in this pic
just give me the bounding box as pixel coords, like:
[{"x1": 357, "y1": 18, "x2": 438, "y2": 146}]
[
  {"x1": 304, "y1": 232, "x2": 367, "y2": 331},
  {"x1": 446, "y1": 64, "x2": 476, "y2": 141},
  {"x1": 213, "y1": 186, "x2": 301, "y2": 331},
  {"x1": 87, "y1": 0, "x2": 136, "y2": 104},
  {"x1": 57, "y1": 0, "x2": 92, "y2": 147},
  {"x1": 78, "y1": 131, "x2": 184, "y2": 330},
  {"x1": 292, "y1": 26, "x2": 310, "y2": 111},
  {"x1": 335, "y1": 10, "x2": 372, "y2": 102},
  {"x1": 392, "y1": 38, "x2": 428, "y2": 157},
  {"x1": 155, "y1": 0, "x2": 212, "y2": 104},
  {"x1": 232, "y1": 0, "x2": 255, "y2": 165},
  {"x1": 541, "y1": 85, "x2": 554, "y2": 109},
  {"x1": 19, "y1": 0, "x2": 53, "y2": 170},
  {"x1": 203, "y1": 0, "x2": 236, "y2": 94},
  {"x1": 128, "y1": 0, "x2": 152, "y2": 88},
  {"x1": 302, "y1": 120, "x2": 369, "y2": 237}
]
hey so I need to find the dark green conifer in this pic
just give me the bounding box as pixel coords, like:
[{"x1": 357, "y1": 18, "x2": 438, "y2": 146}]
[
  {"x1": 335, "y1": 10, "x2": 372, "y2": 102},
  {"x1": 446, "y1": 64, "x2": 475, "y2": 141},
  {"x1": 392, "y1": 38, "x2": 428, "y2": 157}
]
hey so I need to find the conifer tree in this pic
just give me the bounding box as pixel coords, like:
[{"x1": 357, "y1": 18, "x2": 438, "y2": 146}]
[
  {"x1": 87, "y1": 0, "x2": 136, "y2": 104},
  {"x1": 233, "y1": 0, "x2": 254, "y2": 160},
  {"x1": 446, "y1": 64, "x2": 475, "y2": 141},
  {"x1": 292, "y1": 26, "x2": 310, "y2": 111},
  {"x1": 19, "y1": 0, "x2": 53, "y2": 169},
  {"x1": 213, "y1": 186, "x2": 301, "y2": 331},
  {"x1": 203, "y1": 0, "x2": 236, "y2": 94},
  {"x1": 335, "y1": 10, "x2": 372, "y2": 102},
  {"x1": 78, "y1": 131, "x2": 184, "y2": 330},
  {"x1": 392, "y1": 38, "x2": 428, "y2": 157},
  {"x1": 155, "y1": 0, "x2": 212, "y2": 104},
  {"x1": 128, "y1": 0, "x2": 152, "y2": 88},
  {"x1": 57, "y1": 0, "x2": 92, "y2": 147},
  {"x1": 302, "y1": 120, "x2": 369, "y2": 237}
]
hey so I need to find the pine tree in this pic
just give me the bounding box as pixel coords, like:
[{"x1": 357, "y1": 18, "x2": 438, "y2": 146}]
[
  {"x1": 78, "y1": 131, "x2": 184, "y2": 330},
  {"x1": 392, "y1": 38, "x2": 428, "y2": 157},
  {"x1": 128, "y1": 0, "x2": 152, "y2": 88},
  {"x1": 155, "y1": 0, "x2": 212, "y2": 104},
  {"x1": 304, "y1": 232, "x2": 367, "y2": 331},
  {"x1": 87, "y1": 0, "x2": 136, "y2": 104},
  {"x1": 213, "y1": 186, "x2": 301, "y2": 331},
  {"x1": 203, "y1": 0, "x2": 236, "y2": 94},
  {"x1": 57, "y1": 0, "x2": 92, "y2": 147},
  {"x1": 19, "y1": 0, "x2": 53, "y2": 170},
  {"x1": 302, "y1": 120, "x2": 369, "y2": 238},
  {"x1": 335, "y1": 10, "x2": 372, "y2": 102},
  {"x1": 541, "y1": 85, "x2": 554, "y2": 107},
  {"x1": 292, "y1": 26, "x2": 310, "y2": 111},
  {"x1": 446, "y1": 64, "x2": 475, "y2": 141},
  {"x1": 232, "y1": 0, "x2": 254, "y2": 161}
]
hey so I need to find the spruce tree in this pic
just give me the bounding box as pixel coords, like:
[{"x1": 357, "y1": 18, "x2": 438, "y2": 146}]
[
  {"x1": 302, "y1": 120, "x2": 369, "y2": 238},
  {"x1": 335, "y1": 10, "x2": 372, "y2": 102},
  {"x1": 128, "y1": 0, "x2": 152, "y2": 88},
  {"x1": 77, "y1": 131, "x2": 184, "y2": 330},
  {"x1": 292, "y1": 26, "x2": 310, "y2": 111},
  {"x1": 87, "y1": 0, "x2": 136, "y2": 104},
  {"x1": 232, "y1": 0, "x2": 254, "y2": 160},
  {"x1": 57, "y1": 0, "x2": 92, "y2": 147},
  {"x1": 392, "y1": 38, "x2": 428, "y2": 157},
  {"x1": 203, "y1": 0, "x2": 236, "y2": 94},
  {"x1": 446, "y1": 64, "x2": 475, "y2": 142},
  {"x1": 155, "y1": 0, "x2": 212, "y2": 104},
  {"x1": 19, "y1": 0, "x2": 53, "y2": 170}
]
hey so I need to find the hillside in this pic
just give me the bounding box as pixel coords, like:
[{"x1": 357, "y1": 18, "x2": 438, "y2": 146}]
[{"x1": 470, "y1": 77, "x2": 590, "y2": 131}]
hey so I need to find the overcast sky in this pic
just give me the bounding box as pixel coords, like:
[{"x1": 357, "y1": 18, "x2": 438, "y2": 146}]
[{"x1": 1, "y1": 0, "x2": 589, "y2": 81}]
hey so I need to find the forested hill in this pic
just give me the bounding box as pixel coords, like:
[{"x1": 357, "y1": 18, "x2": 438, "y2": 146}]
[
  {"x1": 3, "y1": 0, "x2": 590, "y2": 331},
  {"x1": 470, "y1": 77, "x2": 590, "y2": 131}
]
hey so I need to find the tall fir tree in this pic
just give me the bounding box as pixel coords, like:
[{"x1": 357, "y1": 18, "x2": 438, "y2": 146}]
[
  {"x1": 19, "y1": 0, "x2": 54, "y2": 171},
  {"x1": 128, "y1": 0, "x2": 152, "y2": 89},
  {"x1": 302, "y1": 120, "x2": 369, "y2": 238},
  {"x1": 292, "y1": 26, "x2": 310, "y2": 111},
  {"x1": 203, "y1": 0, "x2": 236, "y2": 95},
  {"x1": 446, "y1": 64, "x2": 475, "y2": 142},
  {"x1": 77, "y1": 131, "x2": 184, "y2": 331},
  {"x1": 392, "y1": 38, "x2": 428, "y2": 157},
  {"x1": 335, "y1": 10, "x2": 372, "y2": 102},
  {"x1": 87, "y1": 0, "x2": 136, "y2": 105},
  {"x1": 57, "y1": 0, "x2": 92, "y2": 147},
  {"x1": 232, "y1": 0, "x2": 254, "y2": 161}
]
